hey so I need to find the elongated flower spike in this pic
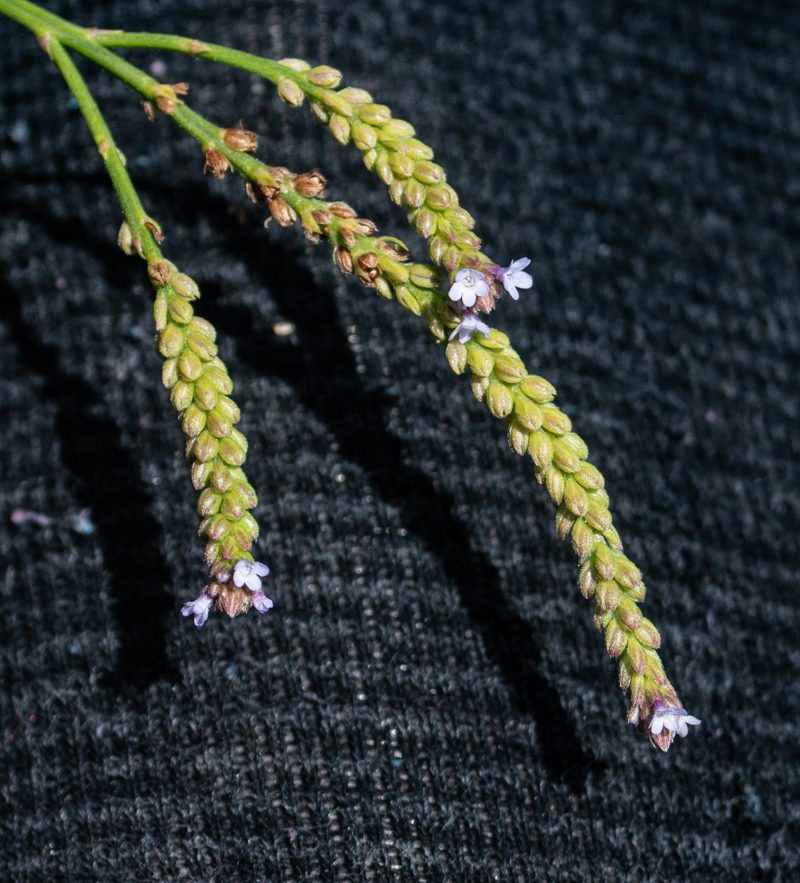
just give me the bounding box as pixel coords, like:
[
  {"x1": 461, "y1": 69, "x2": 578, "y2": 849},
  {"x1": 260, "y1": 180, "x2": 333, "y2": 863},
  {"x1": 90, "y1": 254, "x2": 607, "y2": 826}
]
[{"x1": 0, "y1": 1, "x2": 700, "y2": 747}]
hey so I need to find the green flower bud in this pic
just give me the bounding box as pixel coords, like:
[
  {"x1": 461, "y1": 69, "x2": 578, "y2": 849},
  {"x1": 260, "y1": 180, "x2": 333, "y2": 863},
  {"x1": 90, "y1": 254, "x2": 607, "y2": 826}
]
[
  {"x1": 617, "y1": 596, "x2": 643, "y2": 631},
  {"x1": 486, "y1": 381, "x2": 514, "y2": 418},
  {"x1": 553, "y1": 439, "x2": 581, "y2": 474},
  {"x1": 210, "y1": 464, "x2": 233, "y2": 493},
  {"x1": 637, "y1": 618, "x2": 661, "y2": 648},
  {"x1": 218, "y1": 436, "x2": 246, "y2": 466},
  {"x1": 429, "y1": 236, "x2": 446, "y2": 265},
  {"x1": 493, "y1": 356, "x2": 526, "y2": 384},
  {"x1": 179, "y1": 350, "x2": 203, "y2": 382},
  {"x1": 408, "y1": 264, "x2": 443, "y2": 288},
  {"x1": 320, "y1": 89, "x2": 352, "y2": 116},
  {"x1": 563, "y1": 432, "x2": 589, "y2": 460},
  {"x1": 624, "y1": 637, "x2": 648, "y2": 675},
  {"x1": 197, "y1": 488, "x2": 222, "y2": 516},
  {"x1": 207, "y1": 409, "x2": 233, "y2": 438},
  {"x1": 187, "y1": 331, "x2": 218, "y2": 361},
  {"x1": 168, "y1": 296, "x2": 193, "y2": 325},
  {"x1": 507, "y1": 421, "x2": 529, "y2": 456},
  {"x1": 529, "y1": 430, "x2": 554, "y2": 468},
  {"x1": 162, "y1": 358, "x2": 179, "y2": 389},
  {"x1": 278, "y1": 58, "x2": 312, "y2": 71},
  {"x1": 170, "y1": 381, "x2": 194, "y2": 412},
  {"x1": 414, "y1": 209, "x2": 437, "y2": 238},
  {"x1": 519, "y1": 375, "x2": 556, "y2": 403},
  {"x1": 338, "y1": 87, "x2": 372, "y2": 105},
  {"x1": 277, "y1": 78, "x2": 305, "y2": 107},
  {"x1": 575, "y1": 462, "x2": 604, "y2": 490},
  {"x1": 413, "y1": 161, "x2": 444, "y2": 184},
  {"x1": 426, "y1": 185, "x2": 452, "y2": 211},
  {"x1": 563, "y1": 476, "x2": 589, "y2": 515},
  {"x1": 446, "y1": 340, "x2": 468, "y2": 374},
  {"x1": 513, "y1": 396, "x2": 543, "y2": 431},
  {"x1": 389, "y1": 152, "x2": 415, "y2": 178},
  {"x1": 158, "y1": 324, "x2": 184, "y2": 358},
  {"x1": 596, "y1": 579, "x2": 621, "y2": 611},
  {"x1": 579, "y1": 560, "x2": 598, "y2": 598},
  {"x1": 605, "y1": 617, "x2": 628, "y2": 658},
  {"x1": 351, "y1": 121, "x2": 377, "y2": 150},
  {"x1": 181, "y1": 404, "x2": 207, "y2": 437},
  {"x1": 191, "y1": 459, "x2": 214, "y2": 490},
  {"x1": 204, "y1": 365, "x2": 233, "y2": 394},
  {"x1": 192, "y1": 430, "x2": 219, "y2": 462},
  {"x1": 556, "y1": 502, "x2": 577, "y2": 539},
  {"x1": 329, "y1": 114, "x2": 351, "y2": 144},
  {"x1": 404, "y1": 139, "x2": 434, "y2": 160},
  {"x1": 359, "y1": 104, "x2": 392, "y2": 127},
  {"x1": 593, "y1": 542, "x2": 617, "y2": 580},
  {"x1": 395, "y1": 286, "x2": 421, "y2": 315},
  {"x1": 404, "y1": 179, "x2": 426, "y2": 207},
  {"x1": 443, "y1": 207, "x2": 475, "y2": 228},
  {"x1": 571, "y1": 517, "x2": 595, "y2": 558},
  {"x1": 471, "y1": 375, "x2": 490, "y2": 402},
  {"x1": 541, "y1": 405, "x2": 571, "y2": 435},
  {"x1": 308, "y1": 66, "x2": 342, "y2": 87},
  {"x1": 171, "y1": 273, "x2": 200, "y2": 301},
  {"x1": 374, "y1": 151, "x2": 393, "y2": 184},
  {"x1": 467, "y1": 346, "x2": 494, "y2": 377},
  {"x1": 220, "y1": 490, "x2": 246, "y2": 520},
  {"x1": 193, "y1": 376, "x2": 219, "y2": 411},
  {"x1": 215, "y1": 396, "x2": 241, "y2": 424},
  {"x1": 545, "y1": 464, "x2": 565, "y2": 504},
  {"x1": 374, "y1": 277, "x2": 394, "y2": 299},
  {"x1": 154, "y1": 294, "x2": 168, "y2": 331},
  {"x1": 615, "y1": 556, "x2": 643, "y2": 590},
  {"x1": 204, "y1": 514, "x2": 230, "y2": 541},
  {"x1": 585, "y1": 499, "x2": 612, "y2": 532}
]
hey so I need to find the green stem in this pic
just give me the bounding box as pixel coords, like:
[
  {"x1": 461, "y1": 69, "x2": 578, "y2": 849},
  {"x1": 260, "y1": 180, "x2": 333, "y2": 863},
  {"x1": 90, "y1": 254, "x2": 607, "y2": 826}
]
[{"x1": 45, "y1": 38, "x2": 161, "y2": 261}]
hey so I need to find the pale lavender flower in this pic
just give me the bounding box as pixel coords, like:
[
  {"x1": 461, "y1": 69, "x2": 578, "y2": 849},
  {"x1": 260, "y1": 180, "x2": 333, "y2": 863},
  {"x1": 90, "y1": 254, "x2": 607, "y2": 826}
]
[
  {"x1": 495, "y1": 257, "x2": 533, "y2": 300},
  {"x1": 233, "y1": 559, "x2": 270, "y2": 592},
  {"x1": 250, "y1": 590, "x2": 274, "y2": 614},
  {"x1": 649, "y1": 703, "x2": 701, "y2": 739},
  {"x1": 448, "y1": 268, "x2": 489, "y2": 308},
  {"x1": 181, "y1": 590, "x2": 214, "y2": 627},
  {"x1": 449, "y1": 310, "x2": 491, "y2": 344}
]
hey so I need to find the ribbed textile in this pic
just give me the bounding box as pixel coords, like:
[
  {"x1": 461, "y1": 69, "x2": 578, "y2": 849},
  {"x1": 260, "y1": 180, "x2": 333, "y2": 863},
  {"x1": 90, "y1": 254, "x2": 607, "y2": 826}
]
[{"x1": 1, "y1": 1, "x2": 798, "y2": 880}]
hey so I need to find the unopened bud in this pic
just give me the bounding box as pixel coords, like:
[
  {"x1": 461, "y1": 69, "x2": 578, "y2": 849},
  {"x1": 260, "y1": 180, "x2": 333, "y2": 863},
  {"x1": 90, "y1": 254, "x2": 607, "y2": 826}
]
[
  {"x1": 277, "y1": 78, "x2": 305, "y2": 107},
  {"x1": 338, "y1": 87, "x2": 372, "y2": 105},
  {"x1": 556, "y1": 503, "x2": 577, "y2": 540},
  {"x1": 575, "y1": 462, "x2": 604, "y2": 490},
  {"x1": 545, "y1": 465, "x2": 565, "y2": 505},
  {"x1": 563, "y1": 476, "x2": 589, "y2": 515},
  {"x1": 171, "y1": 273, "x2": 200, "y2": 302},
  {"x1": 404, "y1": 179, "x2": 426, "y2": 207},
  {"x1": 408, "y1": 264, "x2": 443, "y2": 289},
  {"x1": 205, "y1": 365, "x2": 233, "y2": 395},
  {"x1": 520, "y1": 375, "x2": 556, "y2": 403},
  {"x1": 170, "y1": 381, "x2": 194, "y2": 412},
  {"x1": 636, "y1": 618, "x2": 661, "y2": 649},
  {"x1": 507, "y1": 422, "x2": 529, "y2": 456},
  {"x1": 329, "y1": 114, "x2": 351, "y2": 144},
  {"x1": 204, "y1": 148, "x2": 229, "y2": 178},
  {"x1": 360, "y1": 103, "x2": 392, "y2": 125},
  {"x1": 586, "y1": 499, "x2": 612, "y2": 532},
  {"x1": 308, "y1": 66, "x2": 342, "y2": 87},
  {"x1": 311, "y1": 100, "x2": 329, "y2": 123},
  {"x1": 351, "y1": 121, "x2": 377, "y2": 150},
  {"x1": 179, "y1": 350, "x2": 203, "y2": 382},
  {"x1": 413, "y1": 161, "x2": 444, "y2": 184},
  {"x1": 158, "y1": 324, "x2": 184, "y2": 358},
  {"x1": 486, "y1": 381, "x2": 514, "y2": 418},
  {"x1": 426, "y1": 185, "x2": 452, "y2": 211},
  {"x1": 528, "y1": 430, "x2": 553, "y2": 468},
  {"x1": 381, "y1": 119, "x2": 415, "y2": 138},
  {"x1": 605, "y1": 617, "x2": 628, "y2": 658},
  {"x1": 446, "y1": 341, "x2": 468, "y2": 375},
  {"x1": 541, "y1": 405, "x2": 572, "y2": 435},
  {"x1": 279, "y1": 58, "x2": 311, "y2": 71},
  {"x1": 414, "y1": 209, "x2": 437, "y2": 239},
  {"x1": 593, "y1": 542, "x2": 617, "y2": 580},
  {"x1": 493, "y1": 355, "x2": 526, "y2": 384},
  {"x1": 513, "y1": 396, "x2": 542, "y2": 431},
  {"x1": 222, "y1": 127, "x2": 258, "y2": 152},
  {"x1": 395, "y1": 286, "x2": 421, "y2": 316},
  {"x1": 218, "y1": 436, "x2": 246, "y2": 466},
  {"x1": 117, "y1": 221, "x2": 135, "y2": 255},
  {"x1": 181, "y1": 404, "x2": 207, "y2": 437},
  {"x1": 467, "y1": 346, "x2": 494, "y2": 378},
  {"x1": 374, "y1": 277, "x2": 393, "y2": 299},
  {"x1": 162, "y1": 358, "x2": 179, "y2": 389},
  {"x1": 571, "y1": 517, "x2": 595, "y2": 558}
]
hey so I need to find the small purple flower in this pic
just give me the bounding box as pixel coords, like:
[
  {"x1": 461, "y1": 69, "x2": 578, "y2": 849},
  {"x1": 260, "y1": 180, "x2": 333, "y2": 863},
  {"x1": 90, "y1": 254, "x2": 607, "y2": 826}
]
[
  {"x1": 448, "y1": 268, "x2": 489, "y2": 308},
  {"x1": 250, "y1": 590, "x2": 274, "y2": 614},
  {"x1": 449, "y1": 310, "x2": 491, "y2": 344},
  {"x1": 649, "y1": 703, "x2": 701, "y2": 739},
  {"x1": 233, "y1": 559, "x2": 270, "y2": 592},
  {"x1": 181, "y1": 590, "x2": 214, "y2": 627},
  {"x1": 495, "y1": 257, "x2": 533, "y2": 300}
]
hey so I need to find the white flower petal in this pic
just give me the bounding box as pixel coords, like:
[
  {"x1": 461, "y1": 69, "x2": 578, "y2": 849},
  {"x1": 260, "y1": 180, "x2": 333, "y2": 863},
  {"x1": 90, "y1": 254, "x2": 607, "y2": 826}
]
[
  {"x1": 649, "y1": 718, "x2": 665, "y2": 736},
  {"x1": 232, "y1": 570, "x2": 246, "y2": 587},
  {"x1": 252, "y1": 591, "x2": 274, "y2": 613},
  {"x1": 244, "y1": 574, "x2": 263, "y2": 592},
  {"x1": 252, "y1": 562, "x2": 270, "y2": 577}
]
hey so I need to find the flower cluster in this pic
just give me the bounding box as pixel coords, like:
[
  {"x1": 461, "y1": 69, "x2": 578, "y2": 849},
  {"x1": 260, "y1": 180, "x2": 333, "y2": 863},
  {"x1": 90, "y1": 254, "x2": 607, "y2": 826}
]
[{"x1": 182, "y1": 559, "x2": 273, "y2": 626}]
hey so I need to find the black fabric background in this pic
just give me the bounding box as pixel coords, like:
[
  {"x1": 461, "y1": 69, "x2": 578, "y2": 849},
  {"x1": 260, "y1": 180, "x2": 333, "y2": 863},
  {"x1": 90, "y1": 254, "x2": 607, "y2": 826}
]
[{"x1": 1, "y1": 1, "x2": 799, "y2": 880}]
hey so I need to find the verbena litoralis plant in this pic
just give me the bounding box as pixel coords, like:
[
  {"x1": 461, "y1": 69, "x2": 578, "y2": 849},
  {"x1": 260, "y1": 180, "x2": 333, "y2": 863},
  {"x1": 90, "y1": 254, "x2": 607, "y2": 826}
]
[{"x1": 0, "y1": 0, "x2": 700, "y2": 751}]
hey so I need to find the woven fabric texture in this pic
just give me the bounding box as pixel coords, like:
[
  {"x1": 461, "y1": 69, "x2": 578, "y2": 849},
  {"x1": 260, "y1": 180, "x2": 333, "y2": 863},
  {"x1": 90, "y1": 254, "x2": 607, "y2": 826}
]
[{"x1": 1, "y1": 1, "x2": 798, "y2": 880}]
